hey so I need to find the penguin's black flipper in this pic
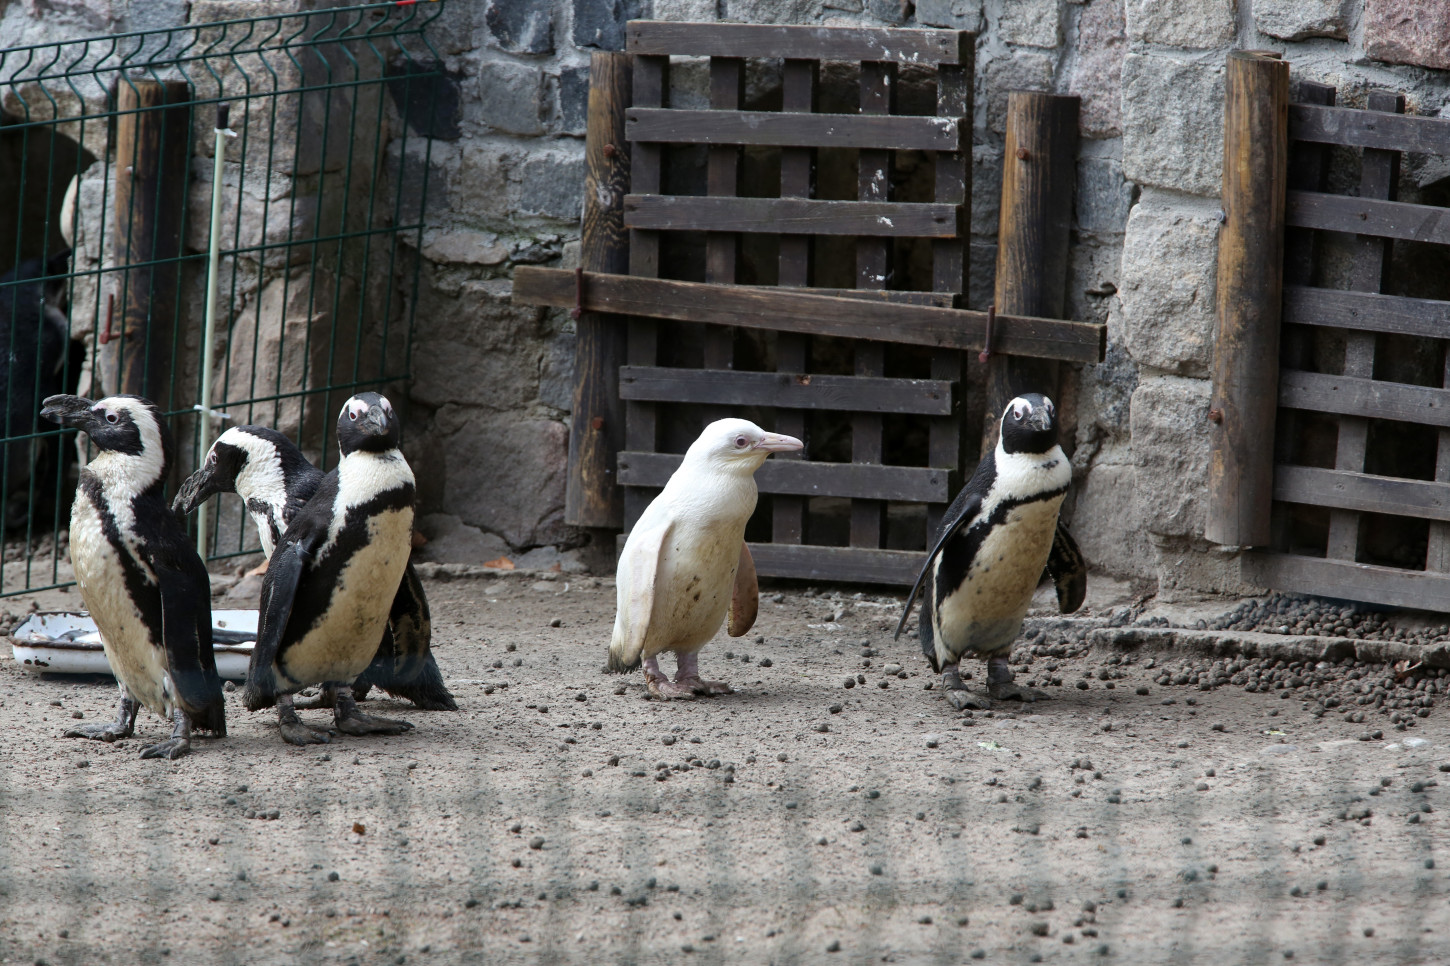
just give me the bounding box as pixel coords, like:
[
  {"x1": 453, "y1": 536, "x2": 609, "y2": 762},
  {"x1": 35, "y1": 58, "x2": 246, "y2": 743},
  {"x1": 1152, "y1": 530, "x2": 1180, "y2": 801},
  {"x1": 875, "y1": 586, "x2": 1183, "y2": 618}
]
[
  {"x1": 353, "y1": 563, "x2": 456, "y2": 710},
  {"x1": 150, "y1": 550, "x2": 227, "y2": 735},
  {"x1": 918, "y1": 591, "x2": 940, "y2": 673},
  {"x1": 1043, "y1": 519, "x2": 1086, "y2": 614},
  {"x1": 893, "y1": 485, "x2": 983, "y2": 642},
  {"x1": 244, "y1": 541, "x2": 306, "y2": 712}
]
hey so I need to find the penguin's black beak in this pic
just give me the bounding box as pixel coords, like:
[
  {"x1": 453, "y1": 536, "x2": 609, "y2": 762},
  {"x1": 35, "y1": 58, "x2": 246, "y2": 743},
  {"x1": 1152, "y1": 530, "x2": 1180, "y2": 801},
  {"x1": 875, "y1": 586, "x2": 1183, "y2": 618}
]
[
  {"x1": 360, "y1": 406, "x2": 390, "y2": 435},
  {"x1": 40, "y1": 394, "x2": 94, "y2": 428},
  {"x1": 1026, "y1": 406, "x2": 1054, "y2": 432},
  {"x1": 172, "y1": 464, "x2": 229, "y2": 517}
]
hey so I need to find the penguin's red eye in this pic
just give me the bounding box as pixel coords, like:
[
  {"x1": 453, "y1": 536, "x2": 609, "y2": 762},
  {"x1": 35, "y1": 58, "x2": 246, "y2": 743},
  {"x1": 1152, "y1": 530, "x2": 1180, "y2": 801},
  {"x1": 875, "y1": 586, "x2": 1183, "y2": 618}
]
[
  {"x1": 348, "y1": 410, "x2": 358, "y2": 421},
  {"x1": 105, "y1": 412, "x2": 118, "y2": 424}
]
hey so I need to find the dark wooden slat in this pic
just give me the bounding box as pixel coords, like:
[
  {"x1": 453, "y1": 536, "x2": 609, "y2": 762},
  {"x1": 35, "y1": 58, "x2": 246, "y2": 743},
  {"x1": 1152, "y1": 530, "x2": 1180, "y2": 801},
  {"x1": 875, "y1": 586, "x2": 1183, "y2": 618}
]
[
  {"x1": 1207, "y1": 51, "x2": 1288, "y2": 547},
  {"x1": 1286, "y1": 190, "x2": 1450, "y2": 246},
  {"x1": 703, "y1": 56, "x2": 742, "y2": 423},
  {"x1": 1243, "y1": 551, "x2": 1450, "y2": 613},
  {"x1": 618, "y1": 451, "x2": 948, "y2": 503},
  {"x1": 746, "y1": 542, "x2": 925, "y2": 586},
  {"x1": 768, "y1": 285, "x2": 955, "y2": 307},
  {"x1": 1431, "y1": 341, "x2": 1450, "y2": 571},
  {"x1": 627, "y1": 108, "x2": 960, "y2": 150},
  {"x1": 773, "y1": 58, "x2": 815, "y2": 549},
  {"x1": 1279, "y1": 370, "x2": 1450, "y2": 429},
  {"x1": 619, "y1": 366, "x2": 953, "y2": 415},
  {"x1": 623, "y1": 54, "x2": 667, "y2": 531},
  {"x1": 1283, "y1": 285, "x2": 1450, "y2": 340},
  {"x1": 1290, "y1": 103, "x2": 1450, "y2": 156},
  {"x1": 1324, "y1": 90, "x2": 1401, "y2": 563},
  {"x1": 513, "y1": 268, "x2": 1107, "y2": 363},
  {"x1": 624, "y1": 195, "x2": 958, "y2": 237},
  {"x1": 1274, "y1": 465, "x2": 1450, "y2": 522},
  {"x1": 626, "y1": 20, "x2": 972, "y2": 66}
]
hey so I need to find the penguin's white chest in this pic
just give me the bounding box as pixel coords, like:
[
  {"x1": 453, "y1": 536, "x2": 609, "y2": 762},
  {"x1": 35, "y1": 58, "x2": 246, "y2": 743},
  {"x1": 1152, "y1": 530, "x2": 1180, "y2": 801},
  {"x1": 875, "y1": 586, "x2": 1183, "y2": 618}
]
[
  {"x1": 69, "y1": 491, "x2": 172, "y2": 718},
  {"x1": 277, "y1": 505, "x2": 413, "y2": 688},
  {"x1": 643, "y1": 515, "x2": 746, "y2": 657}
]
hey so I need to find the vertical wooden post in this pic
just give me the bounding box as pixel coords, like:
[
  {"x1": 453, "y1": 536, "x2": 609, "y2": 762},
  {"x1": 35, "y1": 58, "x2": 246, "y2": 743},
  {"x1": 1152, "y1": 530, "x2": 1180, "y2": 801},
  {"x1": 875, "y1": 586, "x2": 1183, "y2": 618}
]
[
  {"x1": 1206, "y1": 50, "x2": 1289, "y2": 547},
  {"x1": 107, "y1": 78, "x2": 191, "y2": 400},
  {"x1": 986, "y1": 91, "x2": 1078, "y2": 439},
  {"x1": 565, "y1": 52, "x2": 631, "y2": 530}
]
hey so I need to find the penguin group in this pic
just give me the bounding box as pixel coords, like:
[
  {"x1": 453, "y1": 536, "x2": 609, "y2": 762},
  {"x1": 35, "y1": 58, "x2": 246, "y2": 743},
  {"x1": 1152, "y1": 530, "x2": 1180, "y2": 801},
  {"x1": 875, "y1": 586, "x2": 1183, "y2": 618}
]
[{"x1": 41, "y1": 385, "x2": 1083, "y2": 759}]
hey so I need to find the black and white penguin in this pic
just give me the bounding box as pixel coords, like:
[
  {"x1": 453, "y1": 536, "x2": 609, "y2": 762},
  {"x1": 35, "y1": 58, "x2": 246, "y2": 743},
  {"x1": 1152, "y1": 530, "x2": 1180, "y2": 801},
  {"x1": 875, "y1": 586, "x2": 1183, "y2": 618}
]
[
  {"x1": 895, "y1": 393, "x2": 1086, "y2": 710},
  {"x1": 173, "y1": 425, "x2": 454, "y2": 710},
  {"x1": 241, "y1": 392, "x2": 419, "y2": 745},
  {"x1": 40, "y1": 393, "x2": 226, "y2": 758}
]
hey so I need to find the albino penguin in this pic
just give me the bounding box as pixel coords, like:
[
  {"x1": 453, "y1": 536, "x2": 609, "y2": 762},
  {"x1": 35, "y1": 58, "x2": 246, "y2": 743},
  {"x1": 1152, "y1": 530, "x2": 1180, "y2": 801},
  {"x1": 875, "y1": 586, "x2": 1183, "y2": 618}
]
[{"x1": 607, "y1": 418, "x2": 802, "y2": 699}]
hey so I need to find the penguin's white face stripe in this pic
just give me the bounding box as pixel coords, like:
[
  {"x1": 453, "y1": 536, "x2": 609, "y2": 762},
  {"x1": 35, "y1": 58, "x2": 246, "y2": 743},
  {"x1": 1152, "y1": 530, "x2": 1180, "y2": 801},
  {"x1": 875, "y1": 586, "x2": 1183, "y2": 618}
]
[
  {"x1": 217, "y1": 428, "x2": 288, "y2": 509},
  {"x1": 344, "y1": 397, "x2": 371, "y2": 422},
  {"x1": 86, "y1": 397, "x2": 167, "y2": 500},
  {"x1": 1007, "y1": 396, "x2": 1055, "y2": 423}
]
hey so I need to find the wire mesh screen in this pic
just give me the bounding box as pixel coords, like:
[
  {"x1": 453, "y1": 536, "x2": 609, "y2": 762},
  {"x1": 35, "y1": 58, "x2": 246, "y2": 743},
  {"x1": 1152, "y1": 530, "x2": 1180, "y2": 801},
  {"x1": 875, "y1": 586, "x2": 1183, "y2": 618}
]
[{"x1": 0, "y1": 0, "x2": 445, "y2": 594}]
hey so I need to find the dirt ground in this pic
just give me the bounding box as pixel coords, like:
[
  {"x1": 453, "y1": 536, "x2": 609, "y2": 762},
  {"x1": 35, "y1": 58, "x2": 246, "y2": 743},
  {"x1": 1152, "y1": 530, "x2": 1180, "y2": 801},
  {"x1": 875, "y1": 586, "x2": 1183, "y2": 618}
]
[{"x1": 1, "y1": 568, "x2": 1449, "y2": 966}]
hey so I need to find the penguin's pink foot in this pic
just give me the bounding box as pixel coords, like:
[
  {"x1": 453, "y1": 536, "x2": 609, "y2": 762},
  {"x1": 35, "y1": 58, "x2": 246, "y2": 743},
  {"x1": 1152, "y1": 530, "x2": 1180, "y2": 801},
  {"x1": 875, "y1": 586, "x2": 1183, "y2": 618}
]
[
  {"x1": 644, "y1": 656, "x2": 695, "y2": 700},
  {"x1": 674, "y1": 652, "x2": 733, "y2": 696}
]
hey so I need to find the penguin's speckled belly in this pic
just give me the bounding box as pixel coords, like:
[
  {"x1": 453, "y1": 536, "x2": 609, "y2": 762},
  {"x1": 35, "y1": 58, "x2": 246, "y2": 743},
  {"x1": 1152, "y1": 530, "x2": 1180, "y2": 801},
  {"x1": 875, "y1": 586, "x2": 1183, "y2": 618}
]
[
  {"x1": 69, "y1": 491, "x2": 172, "y2": 718},
  {"x1": 643, "y1": 520, "x2": 743, "y2": 659},
  {"x1": 277, "y1": 506, "x2": 413, "y2": 689},
  {"x1": 935, "y1": 496, "x2": 1063, "y2": 661}
]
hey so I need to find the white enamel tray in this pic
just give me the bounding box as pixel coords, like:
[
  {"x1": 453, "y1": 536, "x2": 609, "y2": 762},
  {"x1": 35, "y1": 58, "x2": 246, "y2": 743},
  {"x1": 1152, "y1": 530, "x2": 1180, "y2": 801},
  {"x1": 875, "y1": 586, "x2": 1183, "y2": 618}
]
[{"x1": 9, "y1": 610, "x2": 258, "y2": 680}]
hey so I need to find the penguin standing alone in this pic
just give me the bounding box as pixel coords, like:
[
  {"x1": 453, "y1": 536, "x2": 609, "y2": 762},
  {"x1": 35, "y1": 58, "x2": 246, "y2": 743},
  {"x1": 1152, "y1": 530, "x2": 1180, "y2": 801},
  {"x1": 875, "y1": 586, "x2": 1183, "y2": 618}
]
[
  {"x1": 895, "y1": 393, "x2": 1086, "y2": 710},
  {"x1": 40, "y1": 394, "x2": 226, "y2": 758},
  {"x1": 242, "y1": 392, "x2": 419, "y2": 744},
  {"x1": 607, "y1": 418, "x2": 803, "y2": 699},
  {"x1": 173, "y1": 424, "x2": 454, "y2": 710}
]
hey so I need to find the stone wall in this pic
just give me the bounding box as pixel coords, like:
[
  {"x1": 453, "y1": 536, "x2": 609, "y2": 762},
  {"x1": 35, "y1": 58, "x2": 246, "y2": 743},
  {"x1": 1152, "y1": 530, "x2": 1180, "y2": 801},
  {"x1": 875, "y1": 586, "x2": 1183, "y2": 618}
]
[{"x1": 6, "y1": 0, "x2": 1450, "y2": 594}]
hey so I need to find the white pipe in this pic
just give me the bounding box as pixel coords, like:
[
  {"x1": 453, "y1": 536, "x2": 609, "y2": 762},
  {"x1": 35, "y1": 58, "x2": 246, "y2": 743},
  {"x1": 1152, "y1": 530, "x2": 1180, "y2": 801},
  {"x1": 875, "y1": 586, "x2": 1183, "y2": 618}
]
[{"x1": 196, "y1": 105, "x2": 236, "y2": 557}]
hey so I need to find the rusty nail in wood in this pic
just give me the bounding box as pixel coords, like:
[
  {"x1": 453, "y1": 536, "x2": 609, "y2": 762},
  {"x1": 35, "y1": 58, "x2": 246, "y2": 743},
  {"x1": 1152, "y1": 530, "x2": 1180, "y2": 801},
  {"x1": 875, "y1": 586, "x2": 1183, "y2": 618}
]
[
  {"x1": 591, "y1": 417, "x2": 604, "y2": 431},
  {"x1": 570, "y1": 266, "x2": 585, "y2": 320},
  {"x1": 1208, "y1": 408, "x2": 1223, "y2": 424},
  {"x1": 603, "y1": 143, "x2": 617, "y2": 157},
  {"x1": 1016, "y1": 147, "x2": 1030, "y2": 161}
]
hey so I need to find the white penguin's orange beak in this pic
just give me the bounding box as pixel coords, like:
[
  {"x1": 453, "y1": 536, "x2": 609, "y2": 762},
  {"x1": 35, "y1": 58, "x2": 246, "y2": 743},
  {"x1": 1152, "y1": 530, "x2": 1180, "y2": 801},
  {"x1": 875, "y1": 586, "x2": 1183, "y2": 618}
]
[{"x1": 754, "y1": 433, "x2": 804, "y2": 453}]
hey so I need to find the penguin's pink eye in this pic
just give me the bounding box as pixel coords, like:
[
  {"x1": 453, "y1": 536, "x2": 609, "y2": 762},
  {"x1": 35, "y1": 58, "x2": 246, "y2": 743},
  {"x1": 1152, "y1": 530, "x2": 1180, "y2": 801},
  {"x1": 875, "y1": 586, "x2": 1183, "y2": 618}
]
[
  {"x1": 1012, "y1": 405, "x2": 1027, "y2": 420},
  {"x1": 105, "y1": 412, "x2": 118, "y2": 424},
  {"x1": 735, "y1": 436, "x2": 748, "y2": 448}
]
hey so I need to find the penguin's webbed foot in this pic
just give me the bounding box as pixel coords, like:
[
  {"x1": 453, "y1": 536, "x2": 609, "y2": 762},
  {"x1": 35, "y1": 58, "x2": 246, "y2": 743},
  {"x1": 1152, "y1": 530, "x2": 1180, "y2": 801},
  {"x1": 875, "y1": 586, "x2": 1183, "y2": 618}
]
[
  {"x1": 645, "y1": 676, "x2": 697, "y2": 700},
  {"x1": 945, "y1": 688, "x2": 991, "y2": 711},
  {"x1": 333, "y1": 685, "x2": 412, "y2": 736},
  {"x1": 64, "y1": 721, "x2": 133, "y2": 742},
  {"x1": 139, "y1": 737, "x2": 191, "y2": 760},
  {"x1": 277, "y1": 694, "x2": 332, "y2": 746},
  {"x1": 985, "y1": 655, "x2": 1050, "y2": 703},
  {"x1": 292, "y1": 684, "x2": 339, "y2": 711},
  {"x1": 676, "y1": 675, "x2": 734, "y2": 697}
]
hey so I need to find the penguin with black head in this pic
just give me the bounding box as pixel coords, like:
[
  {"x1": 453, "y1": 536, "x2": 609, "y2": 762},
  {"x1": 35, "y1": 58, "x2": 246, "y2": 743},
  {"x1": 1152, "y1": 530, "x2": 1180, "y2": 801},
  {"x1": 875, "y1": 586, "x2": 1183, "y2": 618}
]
[
  {"x1": 40, "y1": 393, "x2": 226, "y2": 758},
  {"x1": 174, "y1": 424, "x2": 453, "y2": 710},
  {"x1": 242, "y1": 392, "x2": 419, "y2": 744},
  {"x1": 895, "y1": 393, "x2": 1086, "y2": 710}
]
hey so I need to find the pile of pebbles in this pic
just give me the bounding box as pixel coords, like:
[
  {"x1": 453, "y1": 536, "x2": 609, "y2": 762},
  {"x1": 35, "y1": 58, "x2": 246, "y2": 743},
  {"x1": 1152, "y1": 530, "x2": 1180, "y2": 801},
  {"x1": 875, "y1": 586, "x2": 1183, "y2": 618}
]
[{"x1": 1200, "y1": 592, "x2": 1450, "y2": 645}]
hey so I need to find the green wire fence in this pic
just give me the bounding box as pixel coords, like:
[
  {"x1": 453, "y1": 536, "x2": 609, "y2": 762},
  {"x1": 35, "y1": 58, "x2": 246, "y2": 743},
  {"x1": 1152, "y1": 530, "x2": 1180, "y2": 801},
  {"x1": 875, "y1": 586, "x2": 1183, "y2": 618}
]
[{"x1": 0, "y1": 1, "x2": 446, "y2": 595}]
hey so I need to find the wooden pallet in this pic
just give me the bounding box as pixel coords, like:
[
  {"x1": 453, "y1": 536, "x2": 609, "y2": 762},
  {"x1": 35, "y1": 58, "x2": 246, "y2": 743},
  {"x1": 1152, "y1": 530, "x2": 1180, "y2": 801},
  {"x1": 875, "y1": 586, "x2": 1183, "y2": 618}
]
[
  {"x1": 1242, "y1": 84, "x2": 1450, "y2": 610},
  {"x1": 517, "y1": 20, "x2": 1104, "y2": 586}
]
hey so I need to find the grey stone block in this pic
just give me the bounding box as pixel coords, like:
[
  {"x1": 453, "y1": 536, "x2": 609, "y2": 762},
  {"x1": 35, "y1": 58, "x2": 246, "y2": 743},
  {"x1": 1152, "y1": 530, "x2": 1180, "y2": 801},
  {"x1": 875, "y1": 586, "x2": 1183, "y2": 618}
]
[
  {"x1": 409, "y1": 278, "x2": 543, "y2": 413},
  {"x1": 982, "y1": 52, "x2": 1055, "y2": 135},
  {"x1": 1068, "y1": 0, "x2": 1125, "y2": 138},
  {"x1": 1121, "y1": 53, "x2": 1223, "y2": 196},
  {"x1": 1118, "y1": 194, "x2": 1220, "y2": 376},
  {"x1": 1000, "y1": 0, "x2": 1062, "y2": 47},
  {"x1": 1255, "y1": 0, "x2": 1348, "y2": 40},
  {"x1": 1076, "y1": 156, "x2": 1136, "y2": 234},
  {"x1": 573, "y1": 0, "x2": 650, "y2": 51},
  {"x1": 1130, "y1": 375, "x2": 1211, "y2": 538},
  {"x1": 415, "y1": 513, "x2": 511, "y2": 564},
  {"x1": 914, "y1": 0, "x2": 983, "y2": 30},
  {"x1": 719, "y1": 0, "x2": 825, "y2": 22},
  {"x1": 487, "y1": 0, "x2": 554, "y2": 54},
  {"x1": 1070, "y1": 444, "x2": 1154, "y2": 578},
  {"x1": 387, "y1": 61, "x2": 463, "y2": 141},
  {"x1": 971, "y1": 144, "x2": 1002, "y2": 235},
  {"x1": 559, "y1": 65, "x2": 591, "y2": 136},
  {"x1": 478, "y1": 60, "x2": 545, "y2": 136},
  {"x1": 518, "y1": 149, "x2": 587, "y2": 222},
  {"x1": 538, "y1": 327, "x2": 577, "y2": 412},
  {"x1": 1365, "y1": 0, "x2": 1450, "y2": 71},
  {"x1": 439, "y1": 411, "x2": 570, "y2": 548},
  {"x1": 1125, "y1": 0, "x2": 1235, "y2": 47}
]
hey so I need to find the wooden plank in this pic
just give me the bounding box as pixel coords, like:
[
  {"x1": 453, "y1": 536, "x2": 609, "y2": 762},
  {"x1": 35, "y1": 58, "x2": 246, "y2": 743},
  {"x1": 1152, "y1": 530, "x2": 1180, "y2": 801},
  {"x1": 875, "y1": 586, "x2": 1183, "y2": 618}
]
[
  {"x1": 769, "y1": 285, "x2": 955, "y2": 307},
  {"x1": 626, "y1": 20, "x2": 972, "y2": 66},
  {"x1": 624, "y1": 54, "x2": 667, "y2": 531},
  {"x1": 1274, "y1": 465, "x2": 1450, "y2": 522},
  {"x1": 1285, "y1": 190, "x2": 1450, "y2": 246},
  {"x1": 1206, "y1": 51, "x2": 1288, "y2": 547},
  {"x1": 703, "y1": 57, "x2": 742, "y2": 422},
  {"x1": 1431, "y1": 340, "x2": 1450, "y2": 571},
  {"x1": 1324, "y1": 90, "x2": 1401, "y2": 563},
  {"x1": 1243, "y1": 551, "x2": 1450, "y2": 614},
  {"x1": 565, "y1": 52, "x2": 631, "y2": 530},
  {"x1": 746, "y1": 542, "x2": 925, "y2": 586},
  {"x1": 624, "y1": 195, "x2": 958, "y2": 237},
  {"x1": 1290, "y1": 102, "x2": 1450, "y2": 156},
  {"x1": 987, "y1": 90, "x2": 1079, "y2": 451},
  {"x1": 619, "y1": 366, "x2": 953, "y2": 415},
  {"x1": 618, "y1": 451, "x2": 948, "y2": 503},
  {"x1": 1278, "y1": 370, "x2": 1450, "y2": 428},
  {"x1": 627, "y1": 108, "x2": 959, "y2": 150},
  {"x1": 1283, "y1": 285, "x2": 1450, "y2": 340},
  {"x1": 773, "y1": 58, "x2": 815, "y2": 549},
  {"x1": 513, "y1": 268, "x2": 1107, "y2": 363}
]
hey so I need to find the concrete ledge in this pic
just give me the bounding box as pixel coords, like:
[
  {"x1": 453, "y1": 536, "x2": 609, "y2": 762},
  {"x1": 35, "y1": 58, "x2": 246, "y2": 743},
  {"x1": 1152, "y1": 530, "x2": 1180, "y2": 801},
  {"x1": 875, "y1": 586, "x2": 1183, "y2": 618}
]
[{"x1": 1091, "y1": 626, "x2": 1450, "y2": 669}]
